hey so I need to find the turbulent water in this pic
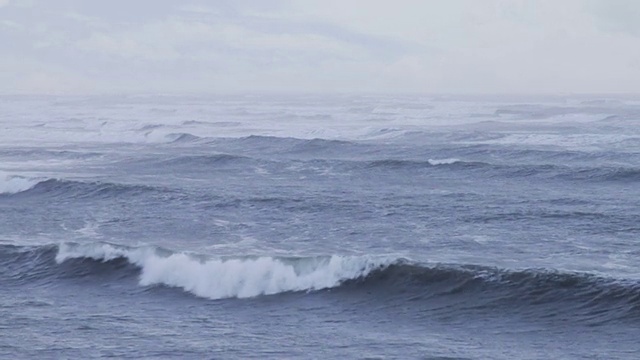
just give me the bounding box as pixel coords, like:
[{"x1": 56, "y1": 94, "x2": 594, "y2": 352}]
[{"x1": 1, "y1": 94, "x2": 640, "y2": 359}]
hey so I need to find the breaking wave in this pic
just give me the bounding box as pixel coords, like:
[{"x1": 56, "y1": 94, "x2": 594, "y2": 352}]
[
  {"x1": 1, "y1": 242, "x2": 639, "y2": 325},
  {"x1": 0, "y1": 173, "x2": 40, "y2": 194},
  {"x1": 54, "y1": 242, "x2": 395, "y2": 299}
]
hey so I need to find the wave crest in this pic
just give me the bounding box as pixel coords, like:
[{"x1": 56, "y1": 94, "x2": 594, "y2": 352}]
[
  {"x1": 0, "y1": 173, "x2": 40, "y2": 194},
  {"x1": 0, "y1": 177, "x2": 169, "y2": 198},
  {"x1": 56, "y1": 242, "x2": 395, "y2": 299}
]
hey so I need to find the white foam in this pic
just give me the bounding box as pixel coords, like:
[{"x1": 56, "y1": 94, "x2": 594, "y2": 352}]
[
  {"x1": 1, "y1": 95, "x2": 637, "y2": 147},
  {"x1": 427, "y1": 158, "x2": 461, "y2": 165},
  {"x1": 0, "y1": 173, "x2": 39, "y2": 194},
  {"x1": 55, "y1": 242, "x2": 395, "y2": 299}
]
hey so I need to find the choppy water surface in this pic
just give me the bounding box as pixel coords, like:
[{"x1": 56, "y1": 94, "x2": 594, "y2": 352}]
[{"x1": 1, "y1": 94, "x2": 640, "y2": 359}]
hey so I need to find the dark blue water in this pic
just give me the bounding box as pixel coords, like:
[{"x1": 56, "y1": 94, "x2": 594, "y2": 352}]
[{"x1": 1, "y1": 95, "x2": 640, "y2": 359}]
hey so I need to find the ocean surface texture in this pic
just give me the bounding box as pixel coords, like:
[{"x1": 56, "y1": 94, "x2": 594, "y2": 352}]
[{"x1": 1, "y1": 95, "x2": 639, "y2": 359}]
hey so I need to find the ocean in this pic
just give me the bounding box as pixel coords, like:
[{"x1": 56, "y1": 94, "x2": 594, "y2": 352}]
[{"x1": 1, "y1": 94, "x2": 639, "y2": 359}]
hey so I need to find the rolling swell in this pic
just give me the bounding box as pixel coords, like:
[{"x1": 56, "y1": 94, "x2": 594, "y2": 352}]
[
  {"x1": 0, "y1": 178, "x2": 171, "y2": 198},
  {"x1": 154, "y1": 153, "x2": 252, "y2": 168},
  {"x1": 345, "y1": 263, "x2": 640, "y2": 324},
  {"x1": 165, "y1": 132, "x2": 207, "y2": 144},
  {"x1": 2, "y1": 243, "x2": 638, "y2": 324},
  {"x1": 365, "y1": 158, "x2": 468, "y2": 169},
  {"x1": 360, "y1": 158, "x2": 640, "y2": 182},
  {"x1": 213, "y1": 135, "x2": 371, "y2": 158}
]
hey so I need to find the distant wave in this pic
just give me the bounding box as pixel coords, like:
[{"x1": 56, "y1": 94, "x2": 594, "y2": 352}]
[
  {"x1": 363, "y1": 157, "x2": 462, "y2": 167},
  {"x1": 165, "y1": 132, "x2": 206, "y2": 143},
  {"x1": 262, "y1": 136, "x2": 640, "y2": 167},
  {"x1": 452, "y1": 146, "x2": 638, "y2": 164},
  {"x1": 181, "y1": 120, "x2": 241, "y2": 127},
  {"x1": 224, "y1": 135, "x2": 301, "y2": 151},
  {"x1": 360, "y1": 158, "x2": 640, "y2": 182},
  {"x1": 0, "y1": 177, "x2": 168, "y2": 198},
  {"x1": 0, "y1": 149, "x2": 103, "y2": 160},
  {"x1": 156, "y1": 153, "x2": 252, "y2": 168},
  {"x1": 427, "y1": 158, "x2": 461, "y2": 165},
  {"x1": 503, "y1": 164, "x2": 640, "y2": 182},
  {"x1": 365, "y1": 159, "x2": 480, "y2": 169},
  {"x1": 1, "y1": 242, "x2": 638, "y2": 324},
  {"x1": 567, "y1": 166, "x2": 640, "y2": 182},
  {"x1": 230, "y1": 135, "x2": 360, "y2": 155},
  {"x1": 133, "y1": 150, "x2": 640, "y2": 183},
  {"x1": 289, "y1": 138, "x2": 357, "y2": 153}
]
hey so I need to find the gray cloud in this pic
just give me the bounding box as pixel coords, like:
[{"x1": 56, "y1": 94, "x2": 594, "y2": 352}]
[{"x1": 1, "y1": 0, "x2": 639, "y2": 94}]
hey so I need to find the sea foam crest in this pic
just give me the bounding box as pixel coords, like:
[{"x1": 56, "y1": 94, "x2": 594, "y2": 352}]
[
  {"x1": 0, "y1": 173, "x2": 39, "y2": 194},
  {"x1": 427, "y1": 158, "x2": 461, "y2": 165},
  {"x1": 56, "y1": 242, "x2": 394, "y2": 299}
]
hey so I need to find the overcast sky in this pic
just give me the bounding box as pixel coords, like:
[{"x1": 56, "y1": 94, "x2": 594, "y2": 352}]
[{"x1": 1, "y1": 0, "x2": 640, "y2": 94}]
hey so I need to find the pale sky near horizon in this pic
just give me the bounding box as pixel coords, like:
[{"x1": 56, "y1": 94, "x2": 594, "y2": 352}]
[{"x1": 2, "y1": 0, "x2": 640, "y2": 95}]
